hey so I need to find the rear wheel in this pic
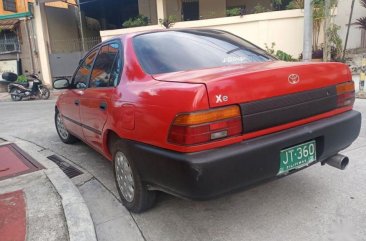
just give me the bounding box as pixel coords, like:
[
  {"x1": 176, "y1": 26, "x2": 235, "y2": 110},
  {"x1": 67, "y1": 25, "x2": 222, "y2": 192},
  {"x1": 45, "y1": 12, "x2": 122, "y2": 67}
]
[
  {"x1": 55, "y1": 111, "x2": 78, "y2": 144},
  {"x1": 10, "y1": 89, "x2": 22, "y2": 101},
  {"x1": 39, "y1": 86, "x2": 50, "y2": 100},
  {"x1": 112, "y1": 139, "x2": 156, "y2": 213}
]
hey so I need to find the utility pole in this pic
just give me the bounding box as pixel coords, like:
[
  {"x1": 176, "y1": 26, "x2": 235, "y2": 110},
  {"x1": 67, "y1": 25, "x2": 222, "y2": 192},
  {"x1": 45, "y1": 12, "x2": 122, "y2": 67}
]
[
  {"x1": 303, "y1": 0, "x2": 313, "y2": 62},
  {"x1": 323, "y1": 0, "x2": 331, "y2": 62},
  {"x1": 77, "y1": 0, "x2": 86, "y2": 53},
  {"x1": 342, "y1": 0, "x2": 356, "y2": 61}
]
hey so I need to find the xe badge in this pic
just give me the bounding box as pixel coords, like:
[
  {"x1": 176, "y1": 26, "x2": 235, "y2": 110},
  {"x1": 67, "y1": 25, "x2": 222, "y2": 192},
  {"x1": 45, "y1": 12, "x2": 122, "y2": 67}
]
[{"x1": 216, "y1": 95, "x2": 228, "y2": 103}]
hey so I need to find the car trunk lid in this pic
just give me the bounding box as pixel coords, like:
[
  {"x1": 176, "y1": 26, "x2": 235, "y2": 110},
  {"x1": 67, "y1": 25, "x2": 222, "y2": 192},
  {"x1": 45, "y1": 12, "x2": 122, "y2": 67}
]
[
  {"x1": 152, "y1": 61, "x2": 351, "y2": 107},
  {"x1": 153, "y1": 61, "x2": 352, "y2": 134}
]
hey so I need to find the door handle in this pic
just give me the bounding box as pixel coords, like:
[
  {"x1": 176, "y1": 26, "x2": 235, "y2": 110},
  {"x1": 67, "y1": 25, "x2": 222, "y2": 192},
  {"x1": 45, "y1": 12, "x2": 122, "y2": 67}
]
[
  {"x1": 100, "y1": 102, "x2": 107, "y2": 111},
  {"x1": 74, "y1": 100, "x2": 80, "y2": 106}
]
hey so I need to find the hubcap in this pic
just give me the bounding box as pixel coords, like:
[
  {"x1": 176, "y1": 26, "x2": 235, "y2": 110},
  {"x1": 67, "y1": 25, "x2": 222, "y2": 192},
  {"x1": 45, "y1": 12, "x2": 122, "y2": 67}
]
[
  {"x1": 56, "y1": 113, "x2": 69, "y2": 140},
  {"x1": 115, "y1": 152, "x2": 135, "y2": 202},
  {"x1": 11, "y1": 90, "x2": 21, "y2": 100},
  {"x1": 40, "y1": 88, "x2": 49, "y2": 99}
]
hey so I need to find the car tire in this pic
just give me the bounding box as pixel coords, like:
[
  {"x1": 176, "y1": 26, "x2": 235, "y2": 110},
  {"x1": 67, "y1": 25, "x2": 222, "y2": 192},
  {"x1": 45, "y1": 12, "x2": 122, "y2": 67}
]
[
  {"x1": 112, "y1": 139, "x2": 156, "y2": 213},
  {"x1": 55, "y1": 110, "x2": 78, "y2": 144}
]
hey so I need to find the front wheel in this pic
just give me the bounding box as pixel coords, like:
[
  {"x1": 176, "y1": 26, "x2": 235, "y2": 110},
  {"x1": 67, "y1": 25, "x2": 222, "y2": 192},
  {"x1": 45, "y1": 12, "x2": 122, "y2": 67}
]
[
  {"x1": 112, "y1": 140, "x2": 156, "y2": 213},
  {"x1": 55, "y1": 111, "x2": 78, "y2": 144},
  {"x1": 10, "y1": 88, "x2": 22, "y2": 101},
  {"x1": 39, "y1": 86, "x2": 50, "y2": 100}
]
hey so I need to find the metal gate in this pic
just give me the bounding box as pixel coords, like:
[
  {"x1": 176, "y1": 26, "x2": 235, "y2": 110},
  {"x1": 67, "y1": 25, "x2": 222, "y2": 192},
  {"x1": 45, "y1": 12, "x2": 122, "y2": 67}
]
[
  {"x1": 361, "y1": 29, "x2": 366, "y2": 49},
  {"x1": 49, "y1": 37, "x2": 101, "y2": 79}
]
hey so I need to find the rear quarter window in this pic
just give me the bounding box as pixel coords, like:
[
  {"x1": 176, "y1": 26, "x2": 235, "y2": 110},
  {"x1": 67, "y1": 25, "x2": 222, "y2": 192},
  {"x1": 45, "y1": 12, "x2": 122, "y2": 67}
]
[{"x1": 133, "y1": 30, "x2": 274, "y2": 75}]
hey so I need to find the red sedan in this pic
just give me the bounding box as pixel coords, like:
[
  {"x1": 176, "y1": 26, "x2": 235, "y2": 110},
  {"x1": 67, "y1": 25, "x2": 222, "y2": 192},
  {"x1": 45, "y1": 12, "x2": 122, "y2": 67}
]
[{"x1": 53, "y1": 29, "x2": 361, "y2": 213}]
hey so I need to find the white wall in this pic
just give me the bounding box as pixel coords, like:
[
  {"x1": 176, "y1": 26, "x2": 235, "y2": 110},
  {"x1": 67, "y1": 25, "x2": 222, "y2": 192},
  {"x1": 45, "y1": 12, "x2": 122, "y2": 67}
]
[
  {"x1": 335, "y1": 0, "x2": 366, "y2": 49},
  {"x1": 101, "y1": 9, "x2": 307, "y2": 58}
]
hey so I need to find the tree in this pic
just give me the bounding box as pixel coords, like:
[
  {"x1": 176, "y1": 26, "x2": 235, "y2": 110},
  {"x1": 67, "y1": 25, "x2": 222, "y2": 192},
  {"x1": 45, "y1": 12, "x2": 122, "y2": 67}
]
[{"x1": 355, "y1": 0, "x2": 366, "y2": 30}]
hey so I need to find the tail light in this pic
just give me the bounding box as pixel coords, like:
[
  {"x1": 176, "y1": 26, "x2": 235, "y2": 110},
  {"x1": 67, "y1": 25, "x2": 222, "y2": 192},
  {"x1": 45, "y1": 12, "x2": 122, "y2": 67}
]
[
  {"x1": 168, "y1": 105, "x2": 243, "y2": 145},
  {"x1": 336, "y1": 81, "x2": 355, "y2": 107}
]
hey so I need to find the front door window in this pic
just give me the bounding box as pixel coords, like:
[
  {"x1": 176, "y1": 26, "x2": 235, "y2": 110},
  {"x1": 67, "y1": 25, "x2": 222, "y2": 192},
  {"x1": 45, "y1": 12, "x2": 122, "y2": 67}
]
[{"x1": 73, "y1": 48, "x2": 98, "y2": 89}]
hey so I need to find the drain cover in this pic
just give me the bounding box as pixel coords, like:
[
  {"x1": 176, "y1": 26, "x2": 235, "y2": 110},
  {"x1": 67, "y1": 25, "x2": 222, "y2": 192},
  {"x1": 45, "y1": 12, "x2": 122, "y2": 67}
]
[
  {"x1": 47, "y1": 155, "x2": 82, "y2": 178},
  {"x1": 0, "y1": 144, "x2": 43, "y2": 181}
]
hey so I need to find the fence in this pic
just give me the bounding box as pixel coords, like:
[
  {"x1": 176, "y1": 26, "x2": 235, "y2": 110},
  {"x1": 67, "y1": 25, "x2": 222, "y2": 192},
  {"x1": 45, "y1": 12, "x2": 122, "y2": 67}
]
[{"x1": 49, "y1": 36, "x2": 101, "y2": 54}]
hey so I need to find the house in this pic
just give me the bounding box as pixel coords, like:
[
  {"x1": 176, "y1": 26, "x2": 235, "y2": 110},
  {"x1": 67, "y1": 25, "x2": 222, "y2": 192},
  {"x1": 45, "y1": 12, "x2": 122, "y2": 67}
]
[
  {"x1": 0, "y1": 0, "x2": 97, "y2": 91},
  {"x1": 138, "y1": 0, "x2": 275, "y2": 24},
  {"x1": 0, "y1": 0, "x2": 34, "y2": 90},
  {"x1": 100, "y1": 0, "x2": 366, "y2": 60}
]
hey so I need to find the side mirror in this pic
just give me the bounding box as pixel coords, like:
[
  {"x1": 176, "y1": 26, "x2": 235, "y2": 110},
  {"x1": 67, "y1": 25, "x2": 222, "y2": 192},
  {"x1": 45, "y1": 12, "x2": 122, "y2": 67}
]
[{"x1": 53, "y1": 78, "x2": 70, "y2": 89}]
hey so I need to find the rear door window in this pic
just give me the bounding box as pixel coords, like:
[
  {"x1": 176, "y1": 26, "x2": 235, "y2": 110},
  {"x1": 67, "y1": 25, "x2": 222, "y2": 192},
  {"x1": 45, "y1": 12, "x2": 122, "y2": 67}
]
[
  {"x1": 133, "y1": 30, "x2": 274, "y2": 75},
  {"x1": 73, "y1": 48, "x2": 98, "y2": 89}
]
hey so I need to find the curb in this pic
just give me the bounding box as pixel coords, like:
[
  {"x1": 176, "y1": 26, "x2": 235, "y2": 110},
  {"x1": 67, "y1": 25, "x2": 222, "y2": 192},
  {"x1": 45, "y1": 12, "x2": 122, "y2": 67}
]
[{"x1": 1, "y1": 136, "x2": 97, "y2": 241}]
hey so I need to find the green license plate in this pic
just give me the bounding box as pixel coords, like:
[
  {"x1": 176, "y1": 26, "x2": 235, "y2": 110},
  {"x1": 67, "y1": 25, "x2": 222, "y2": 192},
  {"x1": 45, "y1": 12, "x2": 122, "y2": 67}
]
[{"x1": 278, "y1": 140, "x2": 317, "y2": 175}]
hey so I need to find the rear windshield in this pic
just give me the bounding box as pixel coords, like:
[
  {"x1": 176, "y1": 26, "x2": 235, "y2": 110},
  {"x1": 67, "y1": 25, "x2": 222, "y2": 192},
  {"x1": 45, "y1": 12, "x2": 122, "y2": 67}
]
[{"x1": 133, "y1": 30, "x2": 274, "y2": 75}]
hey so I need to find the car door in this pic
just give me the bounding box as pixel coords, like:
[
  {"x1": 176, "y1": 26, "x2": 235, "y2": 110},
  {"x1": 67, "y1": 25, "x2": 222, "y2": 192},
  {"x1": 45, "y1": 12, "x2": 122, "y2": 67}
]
[
  {"x1": 80, "y1": 42, "x2": 123, "y2": 151},
  {"x1": 60, "y1": 48, "x2": 99, "y2": 139}
]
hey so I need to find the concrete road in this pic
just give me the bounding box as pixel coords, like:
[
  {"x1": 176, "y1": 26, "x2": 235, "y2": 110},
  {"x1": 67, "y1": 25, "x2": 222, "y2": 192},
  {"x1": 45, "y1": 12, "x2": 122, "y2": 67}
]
[{"x1": 0, "y1": 99, "x2": 365, "y2": 241}]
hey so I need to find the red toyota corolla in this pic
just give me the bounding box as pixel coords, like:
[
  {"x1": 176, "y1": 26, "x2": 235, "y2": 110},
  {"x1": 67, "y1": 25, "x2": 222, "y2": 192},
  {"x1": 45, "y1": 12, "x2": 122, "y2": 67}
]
[{"x1": 54, "y1": 29, "x2": 361, "y2": 213}]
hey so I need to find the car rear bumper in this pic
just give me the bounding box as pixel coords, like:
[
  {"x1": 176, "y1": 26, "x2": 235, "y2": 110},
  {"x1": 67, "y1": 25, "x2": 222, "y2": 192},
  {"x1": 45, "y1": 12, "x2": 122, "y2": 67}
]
[{"x1": 127, "y1": 110, "x2": 361, "y2": 200}]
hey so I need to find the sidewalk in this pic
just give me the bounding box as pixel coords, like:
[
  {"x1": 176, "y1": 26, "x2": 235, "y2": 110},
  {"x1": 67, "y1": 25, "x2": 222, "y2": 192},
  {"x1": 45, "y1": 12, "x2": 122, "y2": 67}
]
[{"x1": 0, "y1": 136, "x2": 96, "y2": 241}]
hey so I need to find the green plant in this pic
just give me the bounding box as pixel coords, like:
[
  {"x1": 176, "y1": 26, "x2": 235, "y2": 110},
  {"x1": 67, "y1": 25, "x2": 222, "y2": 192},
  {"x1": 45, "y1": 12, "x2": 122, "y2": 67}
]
[
  {"x1": 356, "y1": 17, "x2": 366, "y2": 30},
  {"x1": 226, "y1": 7, "x2": 241, "y2": 17},
  {"x1": 328, "y1": 23, "x2": 343, "y2": 60},
  {"x1": 159, "y1": 15, "x2": 176, "y2": 29},
  {"x1": 286, "y1": 0, "x2": 304, "y2": 9},
  {"x1": 272, "y1": 0, "x2": 283, "y2": 10},
  {"x1": 265, "y1": 42, "x2": 296, "y2": 61},
  {"x1": 16, "y1": 75, "x2": 27, "y2": 83},
  {"x1": 311, "y1": 0, "x2": 338, "y2": 51},
  {"x1": 122, "y1": 15, "x2": 148, "y2": 28},
  {"x1": 264, "y1": 42, "x2": 276, "y2": 55},
  {"x1": 253, "y1": 3, "x2": 267, "y2": 13},
  {"x1": 276, "y1": 50, "x2": 295, "y2": 61}
]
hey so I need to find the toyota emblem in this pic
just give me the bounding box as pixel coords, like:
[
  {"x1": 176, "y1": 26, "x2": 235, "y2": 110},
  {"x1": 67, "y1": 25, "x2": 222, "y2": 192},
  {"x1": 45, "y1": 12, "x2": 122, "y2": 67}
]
[{"x1": 288, "y1": 74, "x2": 300, "y2": 84}]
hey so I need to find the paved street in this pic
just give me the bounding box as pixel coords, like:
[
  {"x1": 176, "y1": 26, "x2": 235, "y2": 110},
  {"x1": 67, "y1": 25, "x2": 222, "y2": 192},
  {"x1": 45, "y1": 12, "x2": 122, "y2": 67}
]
[{"x1": 0, "y1": 99, "x2": 365, "y2": 241}]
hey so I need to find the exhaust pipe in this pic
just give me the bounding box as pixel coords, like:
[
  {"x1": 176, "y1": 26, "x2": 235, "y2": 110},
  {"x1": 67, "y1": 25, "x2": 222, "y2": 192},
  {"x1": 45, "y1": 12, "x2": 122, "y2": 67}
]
[{"x1": 322, "y1": 154, "x2": 349, "y2": 170}]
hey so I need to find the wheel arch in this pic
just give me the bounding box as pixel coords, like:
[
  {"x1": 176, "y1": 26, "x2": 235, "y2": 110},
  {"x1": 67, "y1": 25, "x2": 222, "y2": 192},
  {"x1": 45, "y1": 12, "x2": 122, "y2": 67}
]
[{"x1": 104, "y1": 129, "x2": 121, "y2": 160}]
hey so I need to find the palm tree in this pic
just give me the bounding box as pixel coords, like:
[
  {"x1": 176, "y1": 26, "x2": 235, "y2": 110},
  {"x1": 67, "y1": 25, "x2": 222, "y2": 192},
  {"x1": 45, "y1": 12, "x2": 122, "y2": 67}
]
[{"x1": 355, "y1": 0, "x2": 366, "y2": 30}]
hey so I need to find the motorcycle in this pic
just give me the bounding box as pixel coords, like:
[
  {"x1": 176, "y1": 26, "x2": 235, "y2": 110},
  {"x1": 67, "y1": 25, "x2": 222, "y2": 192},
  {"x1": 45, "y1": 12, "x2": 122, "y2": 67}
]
[{"x1": 2, "y1": 72, "x2": 50, "y2": 101}]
